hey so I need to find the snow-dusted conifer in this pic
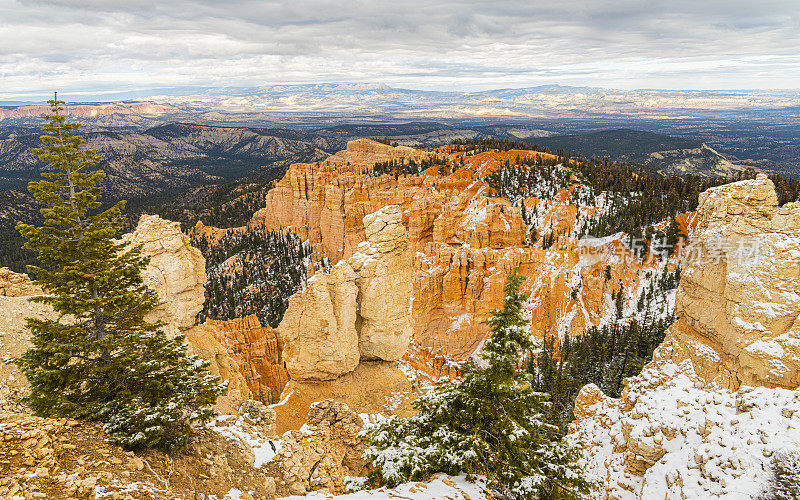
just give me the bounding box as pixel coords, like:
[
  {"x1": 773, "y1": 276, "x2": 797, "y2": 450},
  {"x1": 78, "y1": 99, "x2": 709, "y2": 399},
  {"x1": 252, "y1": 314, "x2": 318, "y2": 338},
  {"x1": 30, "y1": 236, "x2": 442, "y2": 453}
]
[
  {"x1": 363, "y1": 271, "x2": 592, "y2": 499},
  {"x1": 13, "y1": 94, "x2": 223, "y2": 451}
]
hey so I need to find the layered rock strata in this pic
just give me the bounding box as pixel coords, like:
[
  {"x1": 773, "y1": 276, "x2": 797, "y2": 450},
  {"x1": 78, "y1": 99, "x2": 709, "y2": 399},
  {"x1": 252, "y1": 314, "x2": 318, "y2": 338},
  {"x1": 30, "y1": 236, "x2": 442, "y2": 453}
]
[
  {"x1": 569, "y1": 176, "x2": 800, "y2": 499},
  {"x1": 204, "y1": 315, "x2": 289, "y2": 404},
  {"x1": 185, "y1": 323, "x2": 252, "y2": 405},
  {"x1": 674, "y1": 174, "x2": 800, "y2": 389}
]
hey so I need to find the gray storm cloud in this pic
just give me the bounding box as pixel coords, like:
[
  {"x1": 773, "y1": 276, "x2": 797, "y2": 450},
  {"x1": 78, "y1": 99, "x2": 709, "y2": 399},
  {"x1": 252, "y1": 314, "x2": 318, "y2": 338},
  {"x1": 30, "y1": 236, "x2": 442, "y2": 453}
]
[{"x1": 1, "y1": 0, "x2": 799, "y2": 99}]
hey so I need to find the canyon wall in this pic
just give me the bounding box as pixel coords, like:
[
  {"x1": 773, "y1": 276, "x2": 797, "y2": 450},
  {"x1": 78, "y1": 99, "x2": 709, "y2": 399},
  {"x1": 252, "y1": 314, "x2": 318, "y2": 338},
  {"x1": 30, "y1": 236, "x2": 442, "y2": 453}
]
[
  {"x1": 203, "y1": 315, "x2": 289, "y2": 404},
  {"x1": 674, "y1": 175, "x2": 800, "y2": 389},
  {"x1": 569, "y1": 175, "x2": 800, "y2": 499},
  {"x1": 250, "y1": 139, "x2": 665, "y2": 379}
]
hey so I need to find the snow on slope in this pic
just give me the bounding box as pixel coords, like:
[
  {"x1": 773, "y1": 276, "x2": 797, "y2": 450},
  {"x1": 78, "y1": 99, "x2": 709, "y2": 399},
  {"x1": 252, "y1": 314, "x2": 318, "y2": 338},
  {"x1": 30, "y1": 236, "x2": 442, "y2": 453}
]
[
  {"x1": 209, "y1": 415, "x2": 282, "y2": 468},
  {"x1": 571, "y1": 361, "x2": 800, "y2": 499},
  {"x1": 280, "y1": 474, "x2": 487, "y2": 500}
]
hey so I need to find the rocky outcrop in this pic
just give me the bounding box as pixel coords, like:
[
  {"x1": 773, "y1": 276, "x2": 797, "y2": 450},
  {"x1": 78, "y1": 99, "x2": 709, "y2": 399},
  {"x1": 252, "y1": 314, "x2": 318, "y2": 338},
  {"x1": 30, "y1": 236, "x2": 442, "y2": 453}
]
[
  {"x1": 125, "y1": 217, "x2": 291, "y2": 408},
  {"x1": 190, "y1": 219, "x2": 246, "y2": 243},
  {"x1": 673, "y1": 174, "x2": 800, "y2": 389},
  {"x1": 185, "y1": 323, "x2": 253, "y2": 407},
  {"x1": 121, "y1": 214, "x2": 206, "y2": 338},
  {"x1": 0, "y1": 217, "x2": 205, "y2": 340},
  {"x1": 205, "y1": 315, "x2": 289, "y2": 404},
  {"x1": 571, "y1": 374, "x2": 800, "y2": 499},
  {"x1": 279, "y1": 205, "x2": 413, "y2": 380},
  {"x1": 279, "y1": 262, "x2": 361, "y2": 380},
  {"x1": 249, "y1": 139, "x2": 445, "y2": 263},
  {"x1": 569, "y1": 176, "x2": 800, "y2": 499},
  {"x1": 0, "y1": 268, "x2": 41, "y2": 296},
  {"x1": 0, "y1": 410, "x2": 277, "y2": 499},
  {"x1": 238, "y1": 399, "x2": 278, "y2": 438},
  {"x1": 350, "y1": 206, "x2": 413, "y2": 360},
  {"x1": 332, "y1": 138, "x2": 428, "y2": 165},
  {"x1": 274, "y1": 400, "x2": 368, "y2": 495},
  {"x1": 273, "y1": 205, "x2": 416, "y2": 430}
]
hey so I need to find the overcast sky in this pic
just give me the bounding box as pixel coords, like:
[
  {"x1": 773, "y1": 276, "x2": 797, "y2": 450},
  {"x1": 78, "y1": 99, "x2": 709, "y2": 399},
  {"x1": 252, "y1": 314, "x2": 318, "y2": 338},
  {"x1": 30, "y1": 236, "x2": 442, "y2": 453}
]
[{"x1": 2, "y1": 0, "x2": 799, "y2": 100}]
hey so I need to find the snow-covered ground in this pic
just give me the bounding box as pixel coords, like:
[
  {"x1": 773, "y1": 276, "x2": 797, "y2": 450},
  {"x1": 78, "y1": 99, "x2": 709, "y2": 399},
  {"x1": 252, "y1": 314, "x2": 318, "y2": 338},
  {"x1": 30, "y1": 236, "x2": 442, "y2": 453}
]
[
  {"x1": 279, "y1": 474, "x2": 487, "y2": 500},
  {"x1": 208, "y1": 414, "x2": 281, "y2": 468},
  {"x1": 571, "y1": 362, "x2": 800, "y2": 499},
  {"x1": 207, "y1": 414, "x2": 489, "y2": 500}
]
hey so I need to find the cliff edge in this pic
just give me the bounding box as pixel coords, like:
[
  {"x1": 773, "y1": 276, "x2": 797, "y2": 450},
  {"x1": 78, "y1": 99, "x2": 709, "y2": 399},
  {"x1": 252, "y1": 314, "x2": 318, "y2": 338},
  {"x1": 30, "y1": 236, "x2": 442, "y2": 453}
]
[{"x1": 569, "y1": 174, "x2": 800, "y2": 499}]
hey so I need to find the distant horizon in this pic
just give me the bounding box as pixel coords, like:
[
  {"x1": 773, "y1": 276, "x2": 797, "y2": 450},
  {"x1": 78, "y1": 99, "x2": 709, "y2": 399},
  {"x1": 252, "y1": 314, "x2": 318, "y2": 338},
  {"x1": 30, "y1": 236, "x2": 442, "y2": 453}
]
[{"x1": 3, "y1": 82, "x2": 800, "y2": 106}]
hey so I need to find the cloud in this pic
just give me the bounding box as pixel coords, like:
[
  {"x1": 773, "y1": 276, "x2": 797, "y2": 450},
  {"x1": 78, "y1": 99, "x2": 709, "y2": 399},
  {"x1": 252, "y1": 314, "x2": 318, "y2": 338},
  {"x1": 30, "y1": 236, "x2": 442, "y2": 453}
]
[{"x1": 1, "y1": 0, "x2": 799, "y2": 99}]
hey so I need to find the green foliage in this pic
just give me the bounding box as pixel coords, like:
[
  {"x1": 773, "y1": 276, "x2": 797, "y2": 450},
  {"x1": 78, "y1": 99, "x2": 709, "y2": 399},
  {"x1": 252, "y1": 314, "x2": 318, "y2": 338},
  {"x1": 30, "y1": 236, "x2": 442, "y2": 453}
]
[
  {"x1": 364, "y1": 272, "x2": 592, "y2": 499},
  {"x1": 0, "y1": 231, "x2": 35, "y2": 272},
  {"x1": 372, "y1": 155, "x2": 449, "y2": 178},
  {"x1": 767, "y1": 173, "x2": 800, "y2": 206},
  {"x1": 12, "y1": 94, "x2": 223, "y2": 451},
  {"x1": 484, "y1": 157, "x2": 569, "y2": 202},
  {"x1": 531, "y1": 315, "x2": 674, "y2": 432},
  {"x1": 530, "y1": 265, "x2": 679, "y2": 432},
  {"x1": 574, "y1": 165, "x2": 725, "y2": 239},
  {"x1": 127, "y1": 179, "x2": 274, "y2": 234},
  {"x1": 194, "y1": 228, "x2": 312, "y2": 329}
]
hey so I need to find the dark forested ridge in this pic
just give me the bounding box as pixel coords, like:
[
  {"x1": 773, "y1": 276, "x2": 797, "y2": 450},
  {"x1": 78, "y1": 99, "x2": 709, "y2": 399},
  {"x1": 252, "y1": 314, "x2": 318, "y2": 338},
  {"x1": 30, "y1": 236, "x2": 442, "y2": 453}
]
[
  {"x1": 0, "y1": 123, "x2": 337, "y2": 272},
  {"x1": 0, "y1": 122, "x2": 334, "y2": 193}
]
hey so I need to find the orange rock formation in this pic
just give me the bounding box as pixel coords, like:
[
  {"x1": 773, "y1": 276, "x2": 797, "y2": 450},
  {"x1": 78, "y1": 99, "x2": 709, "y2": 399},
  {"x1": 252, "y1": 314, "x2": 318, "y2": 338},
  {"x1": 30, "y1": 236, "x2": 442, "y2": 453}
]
[
  {"x1": 203, "y1": 315, "x2": 289, "y2": 404},
  {"x1": 246, "y1": 138, "x2": 661, "y2": 379}
]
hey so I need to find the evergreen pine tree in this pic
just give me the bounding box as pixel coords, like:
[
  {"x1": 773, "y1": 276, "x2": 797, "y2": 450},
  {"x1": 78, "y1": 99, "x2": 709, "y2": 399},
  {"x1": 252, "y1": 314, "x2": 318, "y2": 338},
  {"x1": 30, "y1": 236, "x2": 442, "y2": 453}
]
[
  {"x1": 364, "y1": 272, "x2": 591, "y2": 499},
  {"x1": 13, "y1": 94, "x2": 223, "y2": 451}
]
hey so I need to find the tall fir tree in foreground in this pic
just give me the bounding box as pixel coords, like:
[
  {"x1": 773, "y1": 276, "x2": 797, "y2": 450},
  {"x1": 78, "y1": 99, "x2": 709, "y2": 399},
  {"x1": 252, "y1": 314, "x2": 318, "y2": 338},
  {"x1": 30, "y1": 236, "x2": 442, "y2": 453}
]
[
  {"x1": 364, "y1": 272, "x2": 591, "y2": 499},
  {"x1": 13, "y1": 94, "x2": 223, "y2": 451}
]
